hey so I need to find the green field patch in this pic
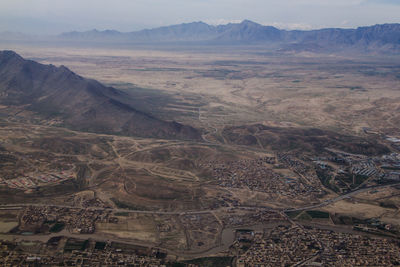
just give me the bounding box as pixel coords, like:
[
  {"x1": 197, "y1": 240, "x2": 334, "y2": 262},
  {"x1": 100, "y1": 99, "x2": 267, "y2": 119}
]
[
  {"x1": 379, "y1": 201, "x2": 398, "y2": 210},
  {"x1": 114, "y1": 212, "x2": 129, "y2": 216},
  {"x1": 285, "y1": 210, "x2": 302, "y2": 219},
  {"x1": 110, "y1": 198, "x2": 149, "y2": 211},
  {"x1": 349, "y1": 86, "x2": 363, "y2": 90},
  {"x1": 297, "y1": 211, "x2": 313, "y2": 221},
  {"x1": 49, "y1": 222, "x2": 65, "y2": 233},
  {"x1": 236, "y1": 229, "x2": 254, "y2": 233},
  {"x1": 184, "y1": 257, "x2": 234, "y2": 267},
  {"x1": 64, "y1": 239, "x2": 89, "y2": 252},
  {"x1": 95, "y1": 241, "x2": 106, "y2": 250},
  {"x1": 306, "y1": 210, "x2": 330, "y2": 219},
  {"x1": 354, "y1": 174, "x2": 369, "y2": 186}
]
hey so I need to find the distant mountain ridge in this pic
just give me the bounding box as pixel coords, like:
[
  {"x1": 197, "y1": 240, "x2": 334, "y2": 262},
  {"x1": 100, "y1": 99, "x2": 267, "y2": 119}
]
[
  {"x1": 0, "y1": 50, "x2": 202, "y2": 140},
  {"x1": 57, "y1": 20, "x2": 400, "y2": 52}
]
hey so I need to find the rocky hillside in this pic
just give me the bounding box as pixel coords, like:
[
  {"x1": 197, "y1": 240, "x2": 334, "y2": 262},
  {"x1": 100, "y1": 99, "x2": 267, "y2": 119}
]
[{"x1": 0, "y1": 50, "x2": 202, "y2": 140}]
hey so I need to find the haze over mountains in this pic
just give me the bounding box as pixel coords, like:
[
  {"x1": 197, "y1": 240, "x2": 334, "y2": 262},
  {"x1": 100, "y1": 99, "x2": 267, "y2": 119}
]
[
  {"x1": 0, "y1": 50, "x2": 201, "y2": 140},
  {"x1": 57, "y1": 20, "x2": 400, "y2": 53},
  {"x1": 1, "y1": 20, "x2": 399, "y2": 53}
]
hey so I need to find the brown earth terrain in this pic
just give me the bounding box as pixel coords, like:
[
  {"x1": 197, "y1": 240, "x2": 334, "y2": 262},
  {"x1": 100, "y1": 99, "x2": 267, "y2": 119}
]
[{"x1": 0, "y1": 44, "x2": 399, "y2": 264}]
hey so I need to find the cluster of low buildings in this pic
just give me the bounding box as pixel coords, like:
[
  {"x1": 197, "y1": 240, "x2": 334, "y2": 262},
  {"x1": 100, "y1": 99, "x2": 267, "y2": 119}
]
[
  {"x1": 277, "y1": 153, "x2": 324, "y2": 190},
  {"x1": 386, "y1": 136, "x2": 400, "y2": 151},
  {"x1": 311, "y1": 149, "x2": 400, "y2": 193},
  {"x1": 19, "y1": 206, "x2": 111, "y2": 235},
  {"x1": 68, "y1": 209, "x2": 108, "y2": 234},
  {"x1": 384, "y1": 172, "x2": 400, "y2": 181},
  {"x1": 350, "y1": 160, "x2": 379, "y2": 177},
  {"x1": 222, "y1": 209, "x2": 286, "y2": 227},
  {"x1": 237, "y1": 225, "x2": 320, "y2": 267},
  {"x1": 0, "y1": 239, "x2": 167, "y2": 267},
  {"x1": 312, "y1": 227, "x2": 400, "y2": 266},
  {"x1": 377, "y1": 153, "x2": 400, "y2": 182},
  {"x1": 237, "y1": 224, "x2": 400, "y2": 267},
  {"x1": 277, "y1": 153, "x2": 311, "y2": 174},
  {"x1": 205, "y1": 157, "x2": 322, "y2": 198}
]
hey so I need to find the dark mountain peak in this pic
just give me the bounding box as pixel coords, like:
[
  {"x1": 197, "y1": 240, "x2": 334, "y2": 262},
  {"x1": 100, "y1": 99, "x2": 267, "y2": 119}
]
[
  {"x1": 164, "y1": 21, "x2": 212, "y2": 31},
  {"x1": 103, "y1": 29, "x2": 121, "y2": 34},
  {"x1": 0, "y1": 51, "x2": 202, "y2": 141},
  {"x1": 215, "y1": 20, "x2": 281, "y2": 43},
  {"x1": 0, "y1": 52, "x2": 84, "y2": 81},
  {"x1": 0, "y1": 50, "x2": 20, "y2": 57},
  {"x1": 238, "y1": 20, "x2": 279, "y2": 32},
  {"x1": 0, "y1": 50, "x2": 24, "y2": 64},
  {"x1": 240, "y1": 20, "x2": 261, "y2": 26},
  {"x1": 357, "y1": 23, "x2": 400, "y2": 30},
  {"x1": 184, "y1": 21, "x2": 209, "y2": 26}
]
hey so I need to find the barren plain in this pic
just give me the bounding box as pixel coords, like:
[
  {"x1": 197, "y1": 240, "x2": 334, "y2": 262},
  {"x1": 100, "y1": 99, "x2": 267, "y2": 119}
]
[{"x1": 0, "y1": 44, "x2": 400, "y2": 265}]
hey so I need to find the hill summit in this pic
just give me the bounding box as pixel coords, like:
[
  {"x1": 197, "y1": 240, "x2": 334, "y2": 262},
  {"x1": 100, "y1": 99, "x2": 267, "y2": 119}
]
[{"x1": 0, "y1": 51, "x2": 202, "y2": 140}]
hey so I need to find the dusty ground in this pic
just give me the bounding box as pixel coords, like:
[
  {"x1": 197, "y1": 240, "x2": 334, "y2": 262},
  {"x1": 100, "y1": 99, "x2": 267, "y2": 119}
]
[
  {"x1": 4, "y1": 45, "x2": 400, "y2": 138},
  {"x1": 0, "y1": 44, "x2": 400, "y2": 257}
]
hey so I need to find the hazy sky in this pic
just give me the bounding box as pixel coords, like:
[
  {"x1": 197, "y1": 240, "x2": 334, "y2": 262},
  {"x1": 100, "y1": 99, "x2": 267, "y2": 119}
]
[{"x1": 0, "y1": 0, "x2": 399, "y2": 34}]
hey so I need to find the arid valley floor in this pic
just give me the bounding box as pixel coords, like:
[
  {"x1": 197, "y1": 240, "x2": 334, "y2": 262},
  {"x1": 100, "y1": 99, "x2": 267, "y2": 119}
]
[{"x1": 0, "y1": 44, "x2": 400, "y2": 266}]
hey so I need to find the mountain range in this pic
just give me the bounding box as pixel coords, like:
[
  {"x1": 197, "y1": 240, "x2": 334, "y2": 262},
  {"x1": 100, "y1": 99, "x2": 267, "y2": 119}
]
[
  {"x1": 56, "y1": 20, "x2": 400, "y2": 53},
  {"x1": 1, "y1": 20, "x2": 399, "y2": 53},
  {"x1": 0, "y1": 50, "x2": 202, "y2": 140}
]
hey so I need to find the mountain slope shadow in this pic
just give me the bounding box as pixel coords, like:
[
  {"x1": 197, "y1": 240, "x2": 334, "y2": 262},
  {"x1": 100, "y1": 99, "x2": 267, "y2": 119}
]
[{"x1": 0, "y1": 50, "x2": 201, "y2": 140}]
